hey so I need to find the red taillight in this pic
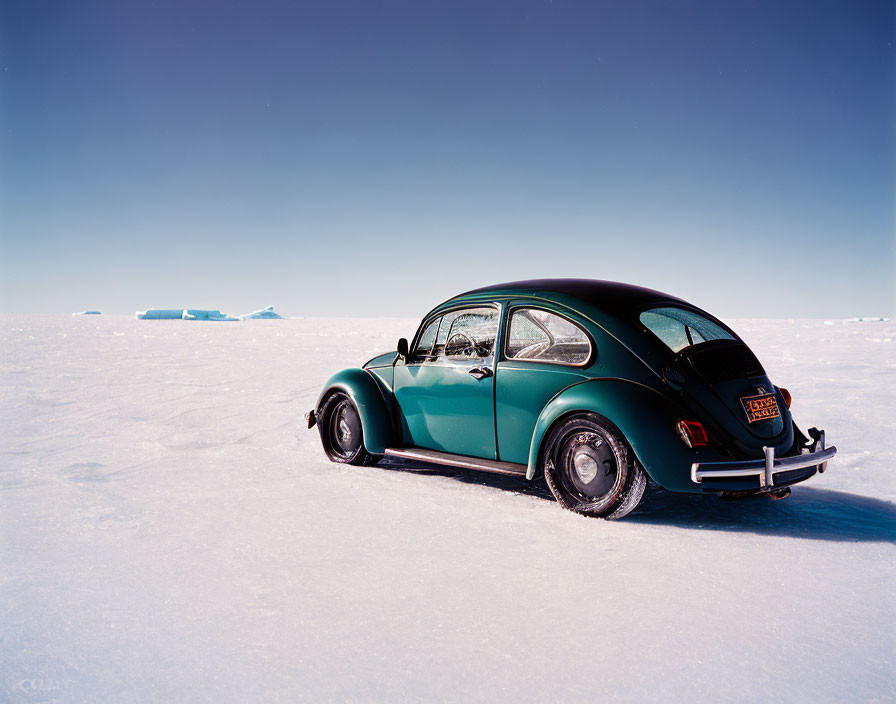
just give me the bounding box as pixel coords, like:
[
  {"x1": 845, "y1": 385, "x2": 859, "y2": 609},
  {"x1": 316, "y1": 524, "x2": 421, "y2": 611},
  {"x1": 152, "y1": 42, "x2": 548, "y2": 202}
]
[
  {"x1": 778, "y1": 387, "x2": 792, "y2": 408},
  {"x1": 676, "y1": 419, "x2": 709, "y2": 448}
]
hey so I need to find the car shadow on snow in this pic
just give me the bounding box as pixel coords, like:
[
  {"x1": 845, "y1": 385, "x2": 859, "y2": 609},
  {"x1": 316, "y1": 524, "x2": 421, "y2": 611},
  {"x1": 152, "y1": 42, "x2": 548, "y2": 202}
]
[
  {"x1": 628, "y1": 486, "x2": 896, "y2": 544},
  {"x1": 378, "y1": 457, "x2": 896, "y2": 544}
]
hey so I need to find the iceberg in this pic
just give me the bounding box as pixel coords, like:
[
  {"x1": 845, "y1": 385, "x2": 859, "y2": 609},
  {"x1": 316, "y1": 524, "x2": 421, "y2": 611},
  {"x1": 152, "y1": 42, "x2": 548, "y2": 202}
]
[
  {"x1": 135, "y1": 306, "x2": 281, "y2": 321},
  {"x1": 73, "y1": 311, "x2": 101, "y2": 316},
  {"x1": 136, "y1": 309, "x2": 187, "y2": 320},
  {"x1": 182, "y1": 309, "x2": 239, "y2": 321},
  {"x1": 135, "y1": 309, "x2": 238, "y2": 321},
  {"x1": 238, "y1": 305, "x2": 284, "y2": 320}
]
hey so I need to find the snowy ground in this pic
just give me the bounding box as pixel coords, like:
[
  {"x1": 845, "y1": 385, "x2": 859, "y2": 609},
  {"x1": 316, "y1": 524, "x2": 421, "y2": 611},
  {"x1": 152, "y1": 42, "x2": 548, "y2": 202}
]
[{"x1": 1, "y1": 315, "x2": 893, "y2": 703}]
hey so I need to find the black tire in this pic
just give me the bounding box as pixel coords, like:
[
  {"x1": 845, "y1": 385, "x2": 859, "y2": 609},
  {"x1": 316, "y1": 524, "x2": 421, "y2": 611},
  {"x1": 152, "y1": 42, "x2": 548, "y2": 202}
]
[
  {"x1": 317, "y1": 391, "x2": 375, "y2": 466},
  {"x1": 542, "y1": 413, "x2": 647, "y2": 519}
]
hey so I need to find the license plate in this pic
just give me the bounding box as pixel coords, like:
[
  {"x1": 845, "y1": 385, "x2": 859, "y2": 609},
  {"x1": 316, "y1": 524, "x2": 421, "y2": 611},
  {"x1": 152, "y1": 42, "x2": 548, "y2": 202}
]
[{"x1": 740, "y1": 393, "x2": 780, "y2": 423}]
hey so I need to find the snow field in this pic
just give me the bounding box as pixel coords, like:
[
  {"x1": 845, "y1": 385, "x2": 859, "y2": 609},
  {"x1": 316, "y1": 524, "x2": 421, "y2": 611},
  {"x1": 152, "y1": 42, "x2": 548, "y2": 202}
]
[{"x1": 1, "y1": 315, "x2": 893, "y2": 702}]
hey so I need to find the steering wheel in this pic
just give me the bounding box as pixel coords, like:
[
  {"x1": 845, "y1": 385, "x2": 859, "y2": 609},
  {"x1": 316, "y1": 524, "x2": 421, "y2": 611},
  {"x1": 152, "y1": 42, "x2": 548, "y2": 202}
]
[{"x1": 446, "y1": 332, "x2": 477, "y2": 358}]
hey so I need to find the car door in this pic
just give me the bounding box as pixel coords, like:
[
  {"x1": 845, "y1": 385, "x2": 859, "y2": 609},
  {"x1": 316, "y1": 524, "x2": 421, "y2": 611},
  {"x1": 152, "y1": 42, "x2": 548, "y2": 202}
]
[
  {"x1": 495, "y1": 304, "x2": 595, "y2": 464},
  {"x1": 393, "y1": 305, "x2": 500, "y2": 459}
]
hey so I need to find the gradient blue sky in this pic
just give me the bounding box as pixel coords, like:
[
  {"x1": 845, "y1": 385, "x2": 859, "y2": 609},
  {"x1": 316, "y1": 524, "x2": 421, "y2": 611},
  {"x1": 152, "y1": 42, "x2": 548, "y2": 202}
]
[{"x1": 1, "y1": 0, "x2": 893, "y2": 318}]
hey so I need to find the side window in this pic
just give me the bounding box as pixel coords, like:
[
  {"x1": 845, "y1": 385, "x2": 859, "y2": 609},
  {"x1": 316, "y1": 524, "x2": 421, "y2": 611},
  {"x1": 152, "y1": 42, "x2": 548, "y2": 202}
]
[
  {"x1": 413, "y1": 317, "x2": 440, "y2": 358},
  {"x1": 639, "y1": 311, "x2": 689, "y2": 352},
  {"x1": 506, "y1": 309, "x2": 591, "y2": 365},
  {"x1": 433, "y1": 307, "x2": 499, "y2": 363}
]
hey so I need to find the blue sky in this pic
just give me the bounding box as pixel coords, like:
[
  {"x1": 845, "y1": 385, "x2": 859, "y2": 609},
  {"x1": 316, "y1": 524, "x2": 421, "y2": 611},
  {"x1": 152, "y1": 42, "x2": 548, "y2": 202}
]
[{"x1": 1, "y1": 0, "x2": 893, "y2": 318}]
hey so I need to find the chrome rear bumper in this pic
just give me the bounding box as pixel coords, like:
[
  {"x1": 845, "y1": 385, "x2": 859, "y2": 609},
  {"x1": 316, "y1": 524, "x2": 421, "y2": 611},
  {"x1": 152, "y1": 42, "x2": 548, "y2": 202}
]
[{"x1": 691, "y1": 428, "x2": 836, "y2": 489}]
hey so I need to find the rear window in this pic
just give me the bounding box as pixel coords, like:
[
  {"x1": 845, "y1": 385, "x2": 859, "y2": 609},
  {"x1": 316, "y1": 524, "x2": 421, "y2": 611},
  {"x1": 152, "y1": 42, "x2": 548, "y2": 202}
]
[{"x1": 639, "y1": 306, "x2": 734, "y2": 353}]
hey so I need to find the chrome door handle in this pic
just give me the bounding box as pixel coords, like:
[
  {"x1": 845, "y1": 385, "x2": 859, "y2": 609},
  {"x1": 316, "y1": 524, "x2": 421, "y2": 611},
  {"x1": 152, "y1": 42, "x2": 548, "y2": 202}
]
[{"x1": 468, "y1": 367, "x2": 492, "y2": 380}]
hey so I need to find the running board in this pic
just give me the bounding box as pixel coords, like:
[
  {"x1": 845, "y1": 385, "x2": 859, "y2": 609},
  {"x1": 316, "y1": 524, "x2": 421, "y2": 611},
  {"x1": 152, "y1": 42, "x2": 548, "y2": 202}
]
[{"x1": 383, "y1": 447, "x2": 528, "y2": 477}]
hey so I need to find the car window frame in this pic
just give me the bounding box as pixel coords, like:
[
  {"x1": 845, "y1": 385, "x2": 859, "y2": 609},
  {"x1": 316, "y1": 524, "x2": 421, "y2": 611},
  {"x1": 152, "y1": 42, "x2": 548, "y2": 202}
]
[
  {"x1": 407, "y1": 302, "x2": 503, "y2": 367},
  {"x1": 501, "y1": 304, "x2": 595, "y2": 368},
  {"x1": 412, "y1": 316, "x2": 441, "y2": 359}
]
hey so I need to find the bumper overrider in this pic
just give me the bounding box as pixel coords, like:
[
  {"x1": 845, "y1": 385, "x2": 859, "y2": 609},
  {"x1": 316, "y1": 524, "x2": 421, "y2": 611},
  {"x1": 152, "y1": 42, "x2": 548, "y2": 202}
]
[{"x1": 691, "y1": 427, "x2": 836, "y2": 491}]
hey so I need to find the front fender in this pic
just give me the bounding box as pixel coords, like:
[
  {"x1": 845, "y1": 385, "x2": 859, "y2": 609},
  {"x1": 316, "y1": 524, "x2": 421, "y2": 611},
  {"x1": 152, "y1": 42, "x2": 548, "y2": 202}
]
[
  {"x1": 315, "y1": 368, "x2": 395, "y2": 454},
  {"x1": 526, "y1": 378, "x2": 729, "y2": 492}
]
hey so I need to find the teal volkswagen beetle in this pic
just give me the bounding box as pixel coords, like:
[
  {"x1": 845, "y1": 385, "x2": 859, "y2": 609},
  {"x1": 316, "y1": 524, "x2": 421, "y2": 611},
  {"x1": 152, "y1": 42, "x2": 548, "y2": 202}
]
[{"x1": 307, "y1": 280, "x2": 836, "y2": 519}]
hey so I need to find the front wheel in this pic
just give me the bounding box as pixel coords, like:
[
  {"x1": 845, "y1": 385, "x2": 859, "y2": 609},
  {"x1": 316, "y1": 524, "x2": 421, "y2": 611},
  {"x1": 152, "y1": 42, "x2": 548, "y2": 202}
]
[
  {"x1": 542, "y1": 414, "x2": 647, "y2": 519},
  {"x1": 317, "y1": 391, "x2": 375, "y2": 466}
]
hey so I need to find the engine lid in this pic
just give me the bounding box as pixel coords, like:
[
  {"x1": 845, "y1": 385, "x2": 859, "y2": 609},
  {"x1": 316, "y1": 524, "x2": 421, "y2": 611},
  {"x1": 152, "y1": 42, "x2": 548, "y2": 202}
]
[{"x1": 681, "y1": 340, "x2": 786, "y2": 440}]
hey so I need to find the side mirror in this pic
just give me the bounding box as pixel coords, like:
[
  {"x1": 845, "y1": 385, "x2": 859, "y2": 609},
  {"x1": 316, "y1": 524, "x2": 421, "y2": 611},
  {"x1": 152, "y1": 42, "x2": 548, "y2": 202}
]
[{"x1": 397, "y1": 337, "x2": 409, "y2": 358}]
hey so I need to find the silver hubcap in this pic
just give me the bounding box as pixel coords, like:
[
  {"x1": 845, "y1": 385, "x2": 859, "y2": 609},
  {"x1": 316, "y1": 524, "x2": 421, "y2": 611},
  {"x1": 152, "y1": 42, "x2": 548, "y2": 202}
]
[
  {"x1": 338, "y1": 418, "x2": 352, "y2": 444},
  {"x1": 560, "y1": 431, "x2": 618, "y2": 501},
  {"x1": 573, "y1": 451, "x2": 599, "y2": 483}
]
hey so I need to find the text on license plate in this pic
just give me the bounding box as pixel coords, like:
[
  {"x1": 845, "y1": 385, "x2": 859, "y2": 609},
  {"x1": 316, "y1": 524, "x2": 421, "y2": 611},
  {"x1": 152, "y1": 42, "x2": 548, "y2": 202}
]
[{"x1": 740, "y1": 393, "x2": 780, "y2": 423}]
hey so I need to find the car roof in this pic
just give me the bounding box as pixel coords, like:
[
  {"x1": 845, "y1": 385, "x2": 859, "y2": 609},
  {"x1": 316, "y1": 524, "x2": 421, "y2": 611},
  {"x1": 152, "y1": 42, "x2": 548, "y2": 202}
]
[{"x1": 450, "y1": 278, "x2": 689, "y2": 315}]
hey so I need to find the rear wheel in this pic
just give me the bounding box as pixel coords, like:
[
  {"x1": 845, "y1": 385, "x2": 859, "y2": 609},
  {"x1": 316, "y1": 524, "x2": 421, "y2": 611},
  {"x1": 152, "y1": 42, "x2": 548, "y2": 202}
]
[
  {"x1": 542, "y1": 414, "x2": 646, "y2": 519},
  {"x1": 318, "y1": 391, "x2": 374, "y2": 466}
]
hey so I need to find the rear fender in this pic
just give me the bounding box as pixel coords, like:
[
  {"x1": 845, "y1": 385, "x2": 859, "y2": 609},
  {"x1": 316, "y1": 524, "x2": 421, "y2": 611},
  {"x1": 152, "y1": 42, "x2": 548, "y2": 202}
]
[
  {"x1": 315, "y1": 368, "x2": 395, "y2": 454},
  {"x1": 526, "y1": 378, "x2": 729, "y2": 492}
]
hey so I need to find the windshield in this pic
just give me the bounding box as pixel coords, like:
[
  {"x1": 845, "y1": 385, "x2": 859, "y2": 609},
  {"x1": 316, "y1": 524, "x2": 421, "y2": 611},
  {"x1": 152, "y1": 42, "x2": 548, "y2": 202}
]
[{"x1": 639, "y1": 306, "x2": 735, "y2": 353}]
